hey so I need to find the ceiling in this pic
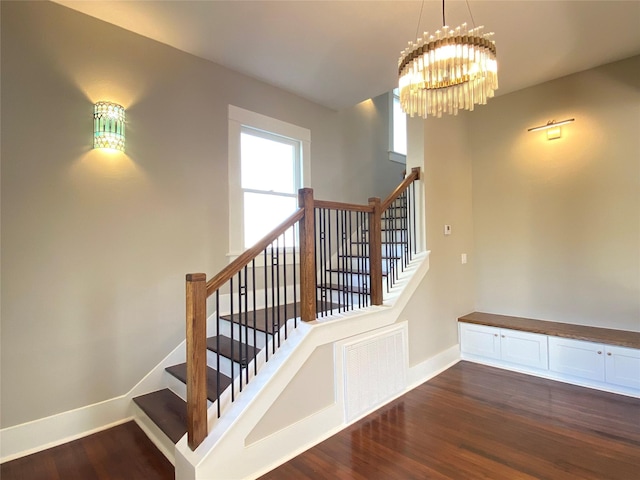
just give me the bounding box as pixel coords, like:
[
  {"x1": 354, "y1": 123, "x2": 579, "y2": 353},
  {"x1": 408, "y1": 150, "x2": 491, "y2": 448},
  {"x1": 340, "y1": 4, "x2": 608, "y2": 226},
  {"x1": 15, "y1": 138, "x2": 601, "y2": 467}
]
[{"x1": 55, "y1": 1, "x2": 640, "y2": 110}]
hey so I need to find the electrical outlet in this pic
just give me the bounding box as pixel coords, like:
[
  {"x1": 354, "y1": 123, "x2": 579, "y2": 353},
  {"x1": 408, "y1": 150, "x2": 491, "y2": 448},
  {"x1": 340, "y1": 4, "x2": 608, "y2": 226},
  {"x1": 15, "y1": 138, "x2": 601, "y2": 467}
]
[{"x1": 461, "y1": 253, "x2": 468, "y2": 264}]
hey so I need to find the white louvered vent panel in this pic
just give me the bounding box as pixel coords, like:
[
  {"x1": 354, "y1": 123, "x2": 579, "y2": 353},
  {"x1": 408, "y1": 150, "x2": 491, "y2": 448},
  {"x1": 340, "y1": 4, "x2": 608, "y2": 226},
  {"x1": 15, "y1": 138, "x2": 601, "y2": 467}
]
[{"x1": 344, "y1": 328, "x2": 407, "y2": 422}]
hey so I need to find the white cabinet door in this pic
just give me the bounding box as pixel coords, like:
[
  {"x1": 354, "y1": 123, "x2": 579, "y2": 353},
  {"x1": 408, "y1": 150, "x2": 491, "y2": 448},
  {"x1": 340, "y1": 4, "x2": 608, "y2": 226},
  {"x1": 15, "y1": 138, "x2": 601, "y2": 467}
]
[
  {"x1": 605, "y1": 345, "x2": 640, "y2": 389},
  {"x1": 501, "y1": 329, "x2": 548, "y2": 370},
  {"x1": 548, "y1": 337, "x2": 605, "y2": 381},
  {"x1": 459, "y1": 323, "x2": 501, "y2": 360}
]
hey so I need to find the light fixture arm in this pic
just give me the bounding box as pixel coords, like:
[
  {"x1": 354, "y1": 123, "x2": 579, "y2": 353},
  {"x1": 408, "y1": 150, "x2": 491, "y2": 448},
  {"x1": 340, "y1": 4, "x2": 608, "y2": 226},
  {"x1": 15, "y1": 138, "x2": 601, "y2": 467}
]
[{"x1": 527, "y1": 118, "x2": 575, "y2": 132}]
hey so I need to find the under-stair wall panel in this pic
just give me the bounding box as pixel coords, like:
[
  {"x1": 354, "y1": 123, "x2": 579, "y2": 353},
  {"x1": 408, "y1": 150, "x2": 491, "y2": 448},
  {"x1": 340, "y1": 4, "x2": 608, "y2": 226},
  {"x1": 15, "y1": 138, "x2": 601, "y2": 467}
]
[{"x1": 342, "y1": 325, "x2": 408, "y2": 423}]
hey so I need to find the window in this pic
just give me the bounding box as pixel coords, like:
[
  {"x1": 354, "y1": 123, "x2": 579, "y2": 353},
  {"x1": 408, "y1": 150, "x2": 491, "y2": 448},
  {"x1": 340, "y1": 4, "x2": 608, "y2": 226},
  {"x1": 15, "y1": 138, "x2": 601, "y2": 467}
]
[
  {"x1": 241, "y1": 127, "x2": 300, "y2": 248},
  {"x1": 228, "y1": 106, "x2": 310, "y2": 256},
  {"x1": 389, "y1": 88, "x2": 407, "y2": 163}
]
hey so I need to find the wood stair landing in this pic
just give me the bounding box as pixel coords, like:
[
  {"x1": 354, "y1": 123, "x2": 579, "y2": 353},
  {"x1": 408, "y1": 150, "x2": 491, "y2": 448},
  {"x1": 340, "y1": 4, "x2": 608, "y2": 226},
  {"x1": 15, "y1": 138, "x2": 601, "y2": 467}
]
[
  {"x1": 165, "y1": 363, "x2": 232, "y2": 402},
  {"x1": 133, "y1": 389, "x2": 187, "y2": 444}
]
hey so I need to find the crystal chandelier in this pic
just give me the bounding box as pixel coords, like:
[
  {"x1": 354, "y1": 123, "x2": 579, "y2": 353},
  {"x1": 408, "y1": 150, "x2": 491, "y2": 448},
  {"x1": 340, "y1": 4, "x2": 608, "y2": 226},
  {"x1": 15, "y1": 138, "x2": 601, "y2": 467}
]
[{"x1": 398, "y1": 1, "x2": 498, "y2": 118}]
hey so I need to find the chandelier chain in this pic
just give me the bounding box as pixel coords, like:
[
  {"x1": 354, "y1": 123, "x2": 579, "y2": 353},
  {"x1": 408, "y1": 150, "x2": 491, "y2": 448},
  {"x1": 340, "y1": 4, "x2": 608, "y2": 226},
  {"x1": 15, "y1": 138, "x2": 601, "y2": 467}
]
[
  {"x1": 414, "y1": 0, "x2": 425, "y2": 43},
  {"x1": 465, "y1": 0, "x2": 477, "y2": 28},
  {"x1": 442, "y1": 0, "x2": 445, "y2": 27}
]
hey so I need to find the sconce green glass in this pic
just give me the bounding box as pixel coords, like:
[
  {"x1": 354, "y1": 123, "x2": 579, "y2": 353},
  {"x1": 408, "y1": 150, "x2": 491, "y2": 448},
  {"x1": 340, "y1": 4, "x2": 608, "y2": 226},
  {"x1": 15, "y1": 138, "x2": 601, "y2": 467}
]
[{"x1": 94, "y1": 101, "x2": 125, "y2": 151}]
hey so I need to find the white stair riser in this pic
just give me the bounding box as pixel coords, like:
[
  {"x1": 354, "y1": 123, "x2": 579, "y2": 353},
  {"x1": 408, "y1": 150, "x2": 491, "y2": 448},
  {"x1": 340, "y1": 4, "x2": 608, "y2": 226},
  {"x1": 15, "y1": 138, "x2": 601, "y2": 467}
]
[
  {"x1": 206, "y1": 349, "x2": 243, "y2": 378},
  {"x1": 215, "y1": 320, "x2": 271, "y2": 349}
]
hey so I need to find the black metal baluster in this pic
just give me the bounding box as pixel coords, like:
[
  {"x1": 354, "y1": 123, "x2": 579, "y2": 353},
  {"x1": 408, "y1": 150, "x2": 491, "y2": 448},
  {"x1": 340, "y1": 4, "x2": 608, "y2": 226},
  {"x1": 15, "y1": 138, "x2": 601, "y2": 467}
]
[
  {"x1": 252, "y1": 259, "x2": 257, "y2": 376},
  {"x1": 322, "y1": 208, "x2": 328, "y2": 316},
  {"x1": 237, "y1": 271, "x2": 243, "y2": 392},
  {"x1": 216, "y1": 290, "x2": 221, "y2": 417},
  {"x1": 263, "y1": 249, "x2": 269, "y2": 363},
  {"x1": 283, "y1": 230, "x2": 288, "y2": 339},
  {"x1": 270, "y1": 241, "x2": 276, "y2": 354},
  {"x1": 293, "y1": 222, "x2": 298, "y2": 327},
  {"x1": 243, "y1": 265, "x2": 249, "y2": 385},
  {"x1": 271, "y1": 237, "x2": 282, "y2": 346},
  {"x1": 229, "y1": 277, "x2": 234, "y2": 402},
  {"x1": 412, "y1": 181, "x2": 417, "y2": 256}
]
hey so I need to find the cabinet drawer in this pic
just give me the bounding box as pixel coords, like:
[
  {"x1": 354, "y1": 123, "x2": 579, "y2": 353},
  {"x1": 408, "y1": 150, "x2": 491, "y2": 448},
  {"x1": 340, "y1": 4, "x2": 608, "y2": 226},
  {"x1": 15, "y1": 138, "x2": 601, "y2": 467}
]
[
  {"x1": 549, "y1": 337, "x2": 605, "y2": 382},
  {"x1": 605, "y1": 345, "x2": 640, "y2": 389}
]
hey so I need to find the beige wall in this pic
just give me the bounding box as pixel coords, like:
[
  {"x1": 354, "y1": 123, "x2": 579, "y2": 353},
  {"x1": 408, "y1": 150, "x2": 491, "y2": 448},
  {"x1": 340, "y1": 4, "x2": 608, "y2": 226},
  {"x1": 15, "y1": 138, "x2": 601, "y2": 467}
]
[
  {"x1": 0, "y1": 2, "x2": 378, "y2": 428},
  {"x1": 246, "y1": 343, "x2": 334, "y2": 444},
  {"x1": 470, "y1": 56, "x2": 640, "y2": 331},
  {"x1": 400, "y1": 114, "x2": 476, "y2": 366},
  {"x1": 337, "y1": 94, "x2": 405, "y2": 204}
]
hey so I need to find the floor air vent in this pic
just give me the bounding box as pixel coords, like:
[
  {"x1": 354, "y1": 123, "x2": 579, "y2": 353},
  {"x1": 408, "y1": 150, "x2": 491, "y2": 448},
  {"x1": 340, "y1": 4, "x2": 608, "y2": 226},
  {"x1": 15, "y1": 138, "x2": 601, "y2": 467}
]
[{"x1": 343, "y1": 326, "x2": 408, "y2": 422}]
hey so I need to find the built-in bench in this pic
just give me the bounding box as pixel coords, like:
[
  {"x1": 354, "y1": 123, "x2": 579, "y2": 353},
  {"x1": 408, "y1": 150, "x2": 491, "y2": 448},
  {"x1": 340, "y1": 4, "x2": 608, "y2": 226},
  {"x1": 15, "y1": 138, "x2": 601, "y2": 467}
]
[
  {"x1": 458, "y1": 312, "x2": 640, "y2": 398},
  {"x1": 458, "y1": 311, "x2": 640, "y2": 349}
]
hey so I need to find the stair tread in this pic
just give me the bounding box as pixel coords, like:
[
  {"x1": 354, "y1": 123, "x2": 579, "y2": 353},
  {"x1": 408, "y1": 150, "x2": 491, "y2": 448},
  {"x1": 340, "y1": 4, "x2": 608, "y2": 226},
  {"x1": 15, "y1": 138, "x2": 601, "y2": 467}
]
[
  {"x1": 350, "y1": 240, "x2": 407, "y2": 245},
  {"x1": 319, "y1": 283, "x2": 368, "y2": 294},
  {"x1": 207, "y1": 335, "x2": 260, "y2": 365},
  {"x1": 338, "y1": 253, "x2": 401, "y2": 260},
  {"x1": 165, "y1": 363, "x2": 232, "y2": 402},
  {"x1": 325, "y1": 267, "x2": 388, "y2": 277},
  {"x1": 133, "y1": 389, "x2": 187, "y2": 444},
  {"x1": 220, "y1": 301, "x2": 338, "y2": 333}
]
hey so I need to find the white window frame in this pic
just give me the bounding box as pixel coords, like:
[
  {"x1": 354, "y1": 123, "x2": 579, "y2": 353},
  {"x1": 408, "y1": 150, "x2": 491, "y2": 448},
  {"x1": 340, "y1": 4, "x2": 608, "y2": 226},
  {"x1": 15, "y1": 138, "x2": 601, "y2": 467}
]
[
  {"x1": 388, "y1": 89, "x2": 407, "y2": 164},
  {"x1": 228, "y1": 105, "x2": 311, "y2": 259}
]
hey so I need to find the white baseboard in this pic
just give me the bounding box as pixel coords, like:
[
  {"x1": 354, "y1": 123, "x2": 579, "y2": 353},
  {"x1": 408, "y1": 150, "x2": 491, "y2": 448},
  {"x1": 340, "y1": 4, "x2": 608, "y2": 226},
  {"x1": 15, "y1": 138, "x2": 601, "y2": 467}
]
[
  {"x1": 0, "y1": 341, "x2": 186, "y2": 463},
  {"x1": 407, "y1": 344, "x2": 461, "y2": 388},
  {"x1": 0, "y1": 398, "x2": 131, "y2": 464}
]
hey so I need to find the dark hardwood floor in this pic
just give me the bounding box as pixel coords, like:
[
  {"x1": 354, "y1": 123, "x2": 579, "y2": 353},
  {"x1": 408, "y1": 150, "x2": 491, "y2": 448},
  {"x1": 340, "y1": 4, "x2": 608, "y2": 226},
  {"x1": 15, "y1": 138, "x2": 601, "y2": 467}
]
[
  {"x1": 3, "y1": 362, "x2": 639, "y2": 479},
  {"x1": 0, "y1": 421, "x2": 173, "y2": 480},
  {"x1": 260, "y1": 361, "x2": 640, "y2": 480}
]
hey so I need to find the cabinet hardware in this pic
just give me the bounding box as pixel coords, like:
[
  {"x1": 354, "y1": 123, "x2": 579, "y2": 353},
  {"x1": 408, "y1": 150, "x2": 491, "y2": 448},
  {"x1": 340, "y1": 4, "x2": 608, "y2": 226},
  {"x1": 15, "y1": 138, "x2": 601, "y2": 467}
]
[{"x1": 597, "y1": 351, "x2": 602, "y2": 355}]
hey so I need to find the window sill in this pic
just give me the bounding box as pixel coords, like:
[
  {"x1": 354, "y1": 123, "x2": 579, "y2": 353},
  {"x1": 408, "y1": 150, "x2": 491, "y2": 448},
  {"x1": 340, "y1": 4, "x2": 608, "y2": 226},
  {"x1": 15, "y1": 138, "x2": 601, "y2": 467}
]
[{"x1": 388, "y1": 151, "x2": 406, "y2": 165}]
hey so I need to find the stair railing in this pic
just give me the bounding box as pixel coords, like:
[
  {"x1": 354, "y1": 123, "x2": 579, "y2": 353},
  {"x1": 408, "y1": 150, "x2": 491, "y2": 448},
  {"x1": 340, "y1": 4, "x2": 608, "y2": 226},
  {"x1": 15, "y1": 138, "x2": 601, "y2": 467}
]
[{"x1": 185, "y1": 167, "x2": 419, "y2": 450}]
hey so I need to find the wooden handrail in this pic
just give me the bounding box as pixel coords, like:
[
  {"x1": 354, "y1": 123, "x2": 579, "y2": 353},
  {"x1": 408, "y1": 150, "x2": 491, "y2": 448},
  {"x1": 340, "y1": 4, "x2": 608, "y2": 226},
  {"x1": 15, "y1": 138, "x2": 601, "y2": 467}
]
[
  {"x1": 206, "y1": 209, "x2": 305, "y2": 296},
  {"x1": 314, "y1": 199, "x2": 374, "y2": 213},
  {"x1": 381, "y1": 167, "x2": 420, "y2": 211}
]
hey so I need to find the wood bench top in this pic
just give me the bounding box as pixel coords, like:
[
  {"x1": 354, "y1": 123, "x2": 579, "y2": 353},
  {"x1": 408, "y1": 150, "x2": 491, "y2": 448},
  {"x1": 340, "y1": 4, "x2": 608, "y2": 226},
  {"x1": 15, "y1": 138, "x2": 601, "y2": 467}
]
[{"x1": 458, "y1": 312, "x2": 640, "y2": 350}]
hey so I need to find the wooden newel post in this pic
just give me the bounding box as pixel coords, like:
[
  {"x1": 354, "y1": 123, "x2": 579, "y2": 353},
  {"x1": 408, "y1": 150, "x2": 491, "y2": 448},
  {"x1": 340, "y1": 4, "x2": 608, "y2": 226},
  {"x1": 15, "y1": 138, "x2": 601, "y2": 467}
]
[
  {"x1": 298, "y1": 188, "x2": 317, "y2": 321},
  {"x1": 368, "y1": 197, "x2": 383, "y2": 305},
  {"x1": 185, "y1": 273, "x2": 207, "y2": 450}
]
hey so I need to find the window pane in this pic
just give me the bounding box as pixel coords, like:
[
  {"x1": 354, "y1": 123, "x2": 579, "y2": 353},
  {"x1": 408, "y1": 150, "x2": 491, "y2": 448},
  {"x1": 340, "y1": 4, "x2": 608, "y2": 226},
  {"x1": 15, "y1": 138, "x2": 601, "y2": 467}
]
[
  {"x1": 393, "y1": 96, "x2": 407, "y2": 156},
  {"x1": 244, "y1": 192, "x2": 297, "y2": 248},
  {"x1": 241, "y1": 132, "x2": 296, "y2": 193}
]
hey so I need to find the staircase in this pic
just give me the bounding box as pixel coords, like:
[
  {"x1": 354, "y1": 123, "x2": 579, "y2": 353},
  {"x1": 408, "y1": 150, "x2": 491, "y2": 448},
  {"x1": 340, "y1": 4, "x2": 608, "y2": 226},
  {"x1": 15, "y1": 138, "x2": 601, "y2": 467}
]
[{"x1": 130, "y1": 168, "x2": 421, "y2": 473}]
